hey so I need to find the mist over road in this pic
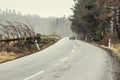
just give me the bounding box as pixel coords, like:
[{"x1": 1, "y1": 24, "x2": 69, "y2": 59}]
[{"x1": 0, "y1": 37, "x2": 119, "y2": 80}]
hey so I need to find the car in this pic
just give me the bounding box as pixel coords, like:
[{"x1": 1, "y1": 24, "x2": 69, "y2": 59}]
[{"x1": 69, "y1": 35, "x2": 75, "y2": 40}]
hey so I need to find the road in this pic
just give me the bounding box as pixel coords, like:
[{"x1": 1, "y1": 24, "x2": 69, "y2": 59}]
[{"x1": 0, "y1": 37, "x2": 118, "y2": 80}]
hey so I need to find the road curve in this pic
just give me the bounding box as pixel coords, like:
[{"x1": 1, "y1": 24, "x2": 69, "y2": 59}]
[{"x1": 0, "y1": 37, "x2": 115, "y2": 80}]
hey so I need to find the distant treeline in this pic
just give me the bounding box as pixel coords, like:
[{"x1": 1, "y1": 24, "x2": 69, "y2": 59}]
[{"x1": 0, "y1": 9, "x2": 73, "y2": 37}]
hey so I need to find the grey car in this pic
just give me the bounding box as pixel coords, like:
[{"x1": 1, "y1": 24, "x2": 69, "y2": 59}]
[{"x1": 69, "y1": 35, "x2": 75, "y2": 40}]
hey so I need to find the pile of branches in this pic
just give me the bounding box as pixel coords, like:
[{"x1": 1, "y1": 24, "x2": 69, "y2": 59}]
[
  {"x1": 0, "y1": 20, "x2": 35, "y2": 39},
  {"x1": 0, "y1": 20, "x2": 39, "y2": 54}
]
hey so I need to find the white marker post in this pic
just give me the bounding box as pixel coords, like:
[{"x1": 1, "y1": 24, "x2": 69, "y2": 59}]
[
  {"x1": 85, "y1": 37, "x2": 88, "y2": 41},
  {"x1": 108, "y1": 39, "x2": 111, "y2": 48},
  {"x1": 35, "y1": 40, "x2": 40, "y2": 50}
]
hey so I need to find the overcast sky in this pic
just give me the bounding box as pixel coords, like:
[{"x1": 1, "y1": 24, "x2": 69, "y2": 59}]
[{"x1": 0, "y1": 0, "x2": 74, "y2": 17}]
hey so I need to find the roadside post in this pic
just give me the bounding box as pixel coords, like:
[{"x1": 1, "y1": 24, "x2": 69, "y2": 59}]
[
  {"x1": 85, "y1": 37, "x2": 88, "y2": 41},
  {"x1": 108, "y1": 39, "x2": 111, "y2": 48},
  {"x1": 35, "y1": 40, "x2": 40, "y2": 50}
]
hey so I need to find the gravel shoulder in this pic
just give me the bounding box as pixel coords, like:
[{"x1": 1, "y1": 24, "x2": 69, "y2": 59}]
[
  {"x1": 105, "y1": 49, "x2": 120, "y2": 80},
  {"x1": 92, "y1": 43, "x2": 120, "y2": 80}
]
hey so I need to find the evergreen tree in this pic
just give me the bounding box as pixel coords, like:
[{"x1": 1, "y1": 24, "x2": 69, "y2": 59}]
[{"x1": 70, "y1": 0, "x2": 120, "y2": 41}]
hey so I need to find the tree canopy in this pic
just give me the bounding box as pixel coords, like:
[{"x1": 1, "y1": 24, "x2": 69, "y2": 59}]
[{"x1": 70, "y1": 0, "x2": 120, "y2": 41}]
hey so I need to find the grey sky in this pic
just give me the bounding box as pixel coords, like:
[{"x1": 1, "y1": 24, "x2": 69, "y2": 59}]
[{"x1": 0, "y1": 0, "x2": 74, "y2": 17}]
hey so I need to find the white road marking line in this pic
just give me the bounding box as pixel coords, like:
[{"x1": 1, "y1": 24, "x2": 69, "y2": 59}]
[
  {"x1": 54, "y1": 63, "x2": 58, "y2": 66},
  {"x1": 73, "y1": 43, "x2": 75, "y2": 46},
  {"x1": 72, "y1": 50, "x2": 75, "y2": 53},
  {"x1": 74, "y1": 46, "x2": 76, "y2": 49},
  {"x1": 61, "y1": 57, "x2": 68, "y2": 62},
  {"x1": 24, "y1": 70, "x2": 45, "y2": 80},
  {"x1": 54, "y1": 63, "x2": 59, "y2": 66}
]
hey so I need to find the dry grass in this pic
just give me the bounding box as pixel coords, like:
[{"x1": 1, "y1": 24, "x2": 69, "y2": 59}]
[
  {"x1": 101, "y1": 43, "x2": 120, "y2": 60},
  {"x1": 0, "y1": 51, "x2": 19, "y2": 62},
  {"x1": 0, "y1": 36, "x2": 60, "y2": 63},
  {"x1": 0, "y1": 42, "x2": 55, "y2": 63}
]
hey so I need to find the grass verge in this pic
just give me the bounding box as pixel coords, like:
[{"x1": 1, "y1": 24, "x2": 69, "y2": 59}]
[
  {"x1": 100, "y1": 43, "x2": 120, "y2": 60},
  {"x1": 0, "y1": 35, "x2": 61, "y2": 63}
]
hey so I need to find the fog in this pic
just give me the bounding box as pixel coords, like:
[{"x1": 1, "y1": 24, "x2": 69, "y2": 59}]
[{"x1": 0, "y1": 9, "x2": 73, "y2": 37}]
